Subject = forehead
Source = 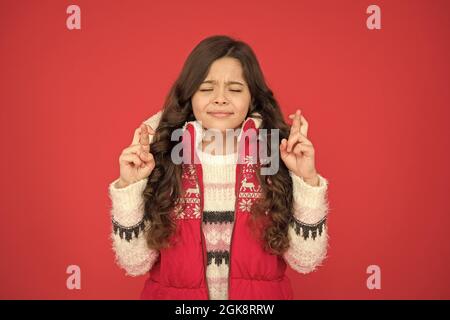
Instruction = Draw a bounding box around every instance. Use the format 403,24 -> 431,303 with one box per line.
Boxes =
205,57 -> 245,82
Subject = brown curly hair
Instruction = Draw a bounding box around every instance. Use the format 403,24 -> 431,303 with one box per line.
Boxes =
143,35 -> 294,255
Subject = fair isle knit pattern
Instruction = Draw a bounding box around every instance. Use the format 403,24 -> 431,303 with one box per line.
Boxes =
108,169 -> 329,299
108,124 -> 330,300
197,148 -> 238,299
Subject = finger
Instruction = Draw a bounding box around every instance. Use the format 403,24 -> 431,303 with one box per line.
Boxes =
286,131 -> 311,153
139,150 -> 154,163
141,123 -> 156,146
123,144 -> 144,155
131,124 -> 155,144
289,109 -> 302,135
139,159 -> 155,170
139,152 -> 155,170
125,142 -> 154,163
120,153 -> 142,167
289,112 -> 309,138
279,138 -> 287,152
140,124 -> 150,150
132,127 -> 142,145
279,138 -> 289,159
300,115 -> 308,138
292,143 -> 314,157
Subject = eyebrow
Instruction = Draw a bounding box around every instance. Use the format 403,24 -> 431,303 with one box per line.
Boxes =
201,80 -> 245,86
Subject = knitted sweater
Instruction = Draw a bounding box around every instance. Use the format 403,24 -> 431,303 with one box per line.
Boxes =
108,131 -> 329,300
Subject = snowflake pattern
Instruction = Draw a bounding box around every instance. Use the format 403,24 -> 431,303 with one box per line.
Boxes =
239,199 -> 253,212
182,164 -> 197,180
187,164 -> 196,176
192,204 -> 201,218
244,155 -> 256,166
175,142 -> 267,219
173,203 -> 185,219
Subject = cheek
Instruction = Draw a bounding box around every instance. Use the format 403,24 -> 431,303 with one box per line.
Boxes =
191,95 -> 211,125
191,95 -> 208,113
191,95 -> 209,110
232,95 -> 251,115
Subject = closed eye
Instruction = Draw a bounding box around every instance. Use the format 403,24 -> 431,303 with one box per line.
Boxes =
199,89 -> 242,92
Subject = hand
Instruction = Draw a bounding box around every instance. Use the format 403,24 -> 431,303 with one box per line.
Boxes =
116,123 -> 156,188
280,109 -> 319,186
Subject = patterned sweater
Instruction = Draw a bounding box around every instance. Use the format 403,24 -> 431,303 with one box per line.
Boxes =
108,142 -> 329,299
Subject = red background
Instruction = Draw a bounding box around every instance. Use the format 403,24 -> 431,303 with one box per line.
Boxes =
1,0 -> 449,299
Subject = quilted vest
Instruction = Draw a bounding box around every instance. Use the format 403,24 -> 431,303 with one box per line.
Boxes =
140,116 -> 293,299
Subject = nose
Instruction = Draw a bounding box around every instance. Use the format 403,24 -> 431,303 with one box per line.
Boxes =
213,89 -> 229,106
213,99 -> 228,106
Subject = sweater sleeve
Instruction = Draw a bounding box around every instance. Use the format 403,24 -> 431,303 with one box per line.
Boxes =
108,177 -> 159,276
283,171 -> 330,274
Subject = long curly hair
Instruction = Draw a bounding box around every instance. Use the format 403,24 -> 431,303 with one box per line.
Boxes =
143,35 -> 294,255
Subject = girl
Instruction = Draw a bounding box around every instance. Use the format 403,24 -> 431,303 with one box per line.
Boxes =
108,35 -> 329,300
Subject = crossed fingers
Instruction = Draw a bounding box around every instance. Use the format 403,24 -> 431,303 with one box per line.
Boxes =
284,109 -> 312,153
132,123 -> 156,149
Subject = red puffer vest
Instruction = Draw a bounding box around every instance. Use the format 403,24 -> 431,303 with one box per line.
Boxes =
140,116 -> 293,300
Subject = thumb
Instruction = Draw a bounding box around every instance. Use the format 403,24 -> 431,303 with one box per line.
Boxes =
138,162 -> 153,177
279,138 -> 289,159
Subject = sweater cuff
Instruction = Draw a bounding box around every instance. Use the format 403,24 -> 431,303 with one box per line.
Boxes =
290,171 -> 329,223
108,177 -> 148,226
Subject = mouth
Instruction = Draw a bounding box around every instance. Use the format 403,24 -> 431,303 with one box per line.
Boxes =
207,111 -> 234,118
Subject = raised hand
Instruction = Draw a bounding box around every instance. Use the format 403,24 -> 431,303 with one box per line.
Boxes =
280,109 -> 319,186
116,123 -> 156,188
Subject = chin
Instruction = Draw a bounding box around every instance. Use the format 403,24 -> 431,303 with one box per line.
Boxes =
206,121 -> 241,132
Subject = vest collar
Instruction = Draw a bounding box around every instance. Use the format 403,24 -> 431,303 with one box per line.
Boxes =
181,112 -> 263,155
